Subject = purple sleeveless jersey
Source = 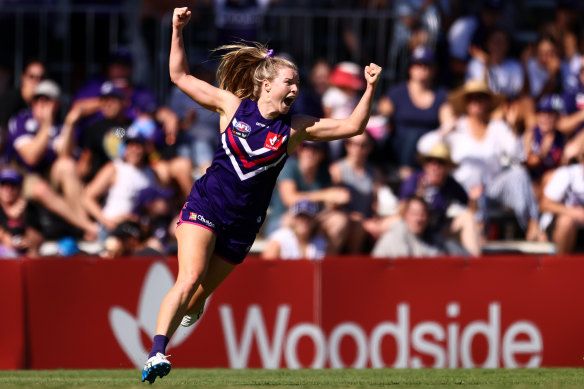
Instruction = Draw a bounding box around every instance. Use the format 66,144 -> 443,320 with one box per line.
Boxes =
178,99 -> 291,263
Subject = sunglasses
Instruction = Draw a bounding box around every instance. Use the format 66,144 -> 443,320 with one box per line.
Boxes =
425,157 -> 448,165
465,93 -> 489,102
25,72 -> 45,81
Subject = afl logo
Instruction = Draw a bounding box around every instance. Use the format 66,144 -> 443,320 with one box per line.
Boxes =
232,119 -> 251,139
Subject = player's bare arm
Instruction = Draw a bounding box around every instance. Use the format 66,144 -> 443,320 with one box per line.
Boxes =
170,7 -> 240,126
289,63 -> 381,150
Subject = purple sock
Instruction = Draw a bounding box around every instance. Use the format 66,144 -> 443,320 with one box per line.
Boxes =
148,335 -> 169,358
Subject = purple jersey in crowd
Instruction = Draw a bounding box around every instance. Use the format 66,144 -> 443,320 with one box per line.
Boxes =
178,99 -> 291,263
6,109 -> 62,173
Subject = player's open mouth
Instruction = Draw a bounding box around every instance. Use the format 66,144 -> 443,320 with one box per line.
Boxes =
283,96 -> 295,106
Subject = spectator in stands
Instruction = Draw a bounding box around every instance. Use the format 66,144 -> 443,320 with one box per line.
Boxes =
400,142 -> 481,256
417,80 -> 542,241
557,56 -> 584,162
377,46 -> 454,179
132,185 -> 175,255
6,80 -> 97,240
466,28 -> 523,99
76,81 -> 133,182
265,141 -> 349,254
447,0 -> 506,86
0,60 -> 46,166
329,131 -> 385,253
73,47 -> 180,146
388,0 -> 451,82
465,27 -> 537,134
0,168 -> 43,258
557,29 -> 582,93
167,64 -> 220,178
102,221 -> 163,258
0,59 -> 45,133
129,102 -> 194,198
371,196 -> 443,258
540,144 -> 584,253
539,0 -> 582,72
322,62 -> 364,160
523,94 -> 565,199
261,199 -> 327,260
290,58 -> 330,118
82,127 -> 159,242
522,35 -> 569,101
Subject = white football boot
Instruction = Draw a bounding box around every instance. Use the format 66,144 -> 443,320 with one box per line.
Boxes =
141,352 -> 171,384
180,303 -> 205,327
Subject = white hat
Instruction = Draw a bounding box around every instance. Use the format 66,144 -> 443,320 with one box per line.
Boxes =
34,80 -> 61,100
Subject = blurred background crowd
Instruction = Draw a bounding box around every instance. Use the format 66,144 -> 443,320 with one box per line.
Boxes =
2,0 -> 584,259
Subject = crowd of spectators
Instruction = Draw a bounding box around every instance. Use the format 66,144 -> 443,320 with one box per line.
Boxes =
2,0 -> 584,258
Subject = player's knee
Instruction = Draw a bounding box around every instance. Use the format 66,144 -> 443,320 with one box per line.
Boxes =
175,272 -> 203,296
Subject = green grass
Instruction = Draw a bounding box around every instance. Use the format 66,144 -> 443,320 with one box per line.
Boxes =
0,368 -> 583,388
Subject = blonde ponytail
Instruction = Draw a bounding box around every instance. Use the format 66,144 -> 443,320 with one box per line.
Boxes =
213,41 -> 297,100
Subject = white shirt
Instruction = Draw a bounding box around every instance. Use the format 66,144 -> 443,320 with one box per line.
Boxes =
544,164 -> 584,206
268,227 -> 326,260
525,57 -> 571,98
417,117 -> 522,190
102,159 -> 157,219
466,58 -> 524,98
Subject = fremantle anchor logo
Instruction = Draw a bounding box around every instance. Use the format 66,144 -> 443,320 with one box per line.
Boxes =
109,262 -> 207,367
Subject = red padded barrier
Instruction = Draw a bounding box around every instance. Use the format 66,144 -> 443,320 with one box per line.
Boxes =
3,255 -> 584,369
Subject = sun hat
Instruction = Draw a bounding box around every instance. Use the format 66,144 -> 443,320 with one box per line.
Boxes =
448,80 -> 505,115
329,62 -> 365,90
417,142 -> 457,167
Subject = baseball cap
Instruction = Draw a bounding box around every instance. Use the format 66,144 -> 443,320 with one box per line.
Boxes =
536,94 -> 564,113
127,117 -> 159,142
124,124 -> 148,144
410,46 -> 435,65
291,200 -> 319,217
34,79 -> 61,100
100,81 -> 125,99
0,169 -> 23,185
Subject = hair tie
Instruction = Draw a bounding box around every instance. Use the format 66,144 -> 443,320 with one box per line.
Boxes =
265,49 -> 274,59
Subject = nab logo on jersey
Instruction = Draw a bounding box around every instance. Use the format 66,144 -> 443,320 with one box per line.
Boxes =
264,131 -> 284,151
232,119 -> 251,139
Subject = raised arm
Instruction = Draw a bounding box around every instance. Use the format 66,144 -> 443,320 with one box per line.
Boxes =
169,7 -> 239,119
290,63 -> 381,147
